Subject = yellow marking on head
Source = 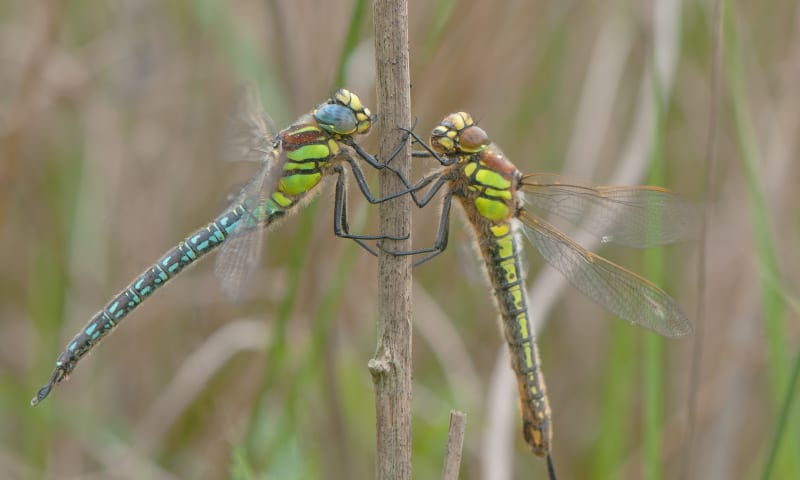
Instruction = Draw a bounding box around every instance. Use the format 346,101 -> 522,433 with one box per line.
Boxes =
446,130 -> 457,139
451,114 -> 465,130
437,137 -> 454,152
335,89 -> 351,106
349,94 -> 362,111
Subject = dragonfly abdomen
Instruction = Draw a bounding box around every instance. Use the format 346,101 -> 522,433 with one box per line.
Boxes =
31,206 -> 250,405
483,221 -> 552,457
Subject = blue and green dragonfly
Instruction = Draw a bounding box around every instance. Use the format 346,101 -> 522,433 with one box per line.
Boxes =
385,112 -> 695,471
32,88 -> 421,406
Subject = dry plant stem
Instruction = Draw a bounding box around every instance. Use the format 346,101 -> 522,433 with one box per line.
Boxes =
441,411 -> 467,480
370,0 -> 413,479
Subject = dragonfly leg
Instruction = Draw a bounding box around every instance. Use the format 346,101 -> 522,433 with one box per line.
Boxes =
346,126 -> 449,207
345,155 -> 436,205
547,452 -> 557,480
331,165 -> 406,256
346,137 -> 410,183
388,126 -> 455,206
378,190 -> 453,267
399,127 -> 454,166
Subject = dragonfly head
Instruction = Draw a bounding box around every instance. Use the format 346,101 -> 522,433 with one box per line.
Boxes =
314,89 -> 373,137
430,112 -> 490,156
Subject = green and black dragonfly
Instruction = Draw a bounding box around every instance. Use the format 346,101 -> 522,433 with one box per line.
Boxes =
32,89 -> 423,406
385,112 -> 695,470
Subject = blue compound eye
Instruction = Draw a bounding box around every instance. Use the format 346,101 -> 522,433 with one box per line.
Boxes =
314,104 -> 358,135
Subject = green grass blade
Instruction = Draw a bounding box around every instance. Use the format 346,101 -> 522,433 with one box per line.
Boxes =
724,2 -> 799,476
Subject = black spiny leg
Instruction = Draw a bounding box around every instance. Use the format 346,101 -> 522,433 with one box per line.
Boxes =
346,137 -> 435,202
378,186 -> 454,267
547,452 -> 557,480
331,164 -> 409,257
385,126 -> 455,207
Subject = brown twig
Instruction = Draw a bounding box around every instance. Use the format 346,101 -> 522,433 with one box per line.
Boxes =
370,0 -> 413,479
441,411 -> 467,480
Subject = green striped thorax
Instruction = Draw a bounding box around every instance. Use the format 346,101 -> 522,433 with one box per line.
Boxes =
313,89 -> 374,137
431,112 -> 520,223
265,89 -> 375,213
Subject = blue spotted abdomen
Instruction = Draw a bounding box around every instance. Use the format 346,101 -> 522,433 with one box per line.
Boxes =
53,205 -> 252,372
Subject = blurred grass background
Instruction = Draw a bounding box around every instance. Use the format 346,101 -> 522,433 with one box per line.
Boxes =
1,0 -> 799,479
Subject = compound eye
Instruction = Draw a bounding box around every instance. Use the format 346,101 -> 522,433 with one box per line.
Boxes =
314,104 -> 358,135
458,126 -> 489,152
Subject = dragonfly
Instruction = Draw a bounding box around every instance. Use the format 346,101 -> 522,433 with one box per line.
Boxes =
383,112 -> 694,471
32,88 -> 422,406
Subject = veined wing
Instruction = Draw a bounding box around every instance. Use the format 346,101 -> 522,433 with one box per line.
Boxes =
224,84 -> 277,163
518,210 -> 691,337
214,86 -> 287,301
520,173 -> 698,248
213,148 -> 284,301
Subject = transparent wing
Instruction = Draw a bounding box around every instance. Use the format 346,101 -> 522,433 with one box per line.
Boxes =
214,157 -> 273,301
520,174 -> 698,248
518,210 -> 691,337
214,87 -> 288,301
214,223 -> 265,302
223,84 -> 277,163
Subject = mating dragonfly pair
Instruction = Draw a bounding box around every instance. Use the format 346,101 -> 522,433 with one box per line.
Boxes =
32,89 -> 693,465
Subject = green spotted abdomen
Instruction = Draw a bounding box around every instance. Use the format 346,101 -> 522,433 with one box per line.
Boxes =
482,220 -> 552,457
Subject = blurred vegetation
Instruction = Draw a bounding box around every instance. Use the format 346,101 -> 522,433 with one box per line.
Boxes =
1,0 -> 799,479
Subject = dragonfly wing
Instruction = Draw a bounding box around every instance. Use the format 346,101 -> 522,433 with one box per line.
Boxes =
224,84 -> 278,163
520,174 -> 698,248
215,223 -> 265,302
518,211 -> 691,337
215,144 -> 286,302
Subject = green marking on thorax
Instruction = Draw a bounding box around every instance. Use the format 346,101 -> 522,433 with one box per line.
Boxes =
292,125 -> 321,134
280,172 -> 322,196
287,144 -> 330,161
